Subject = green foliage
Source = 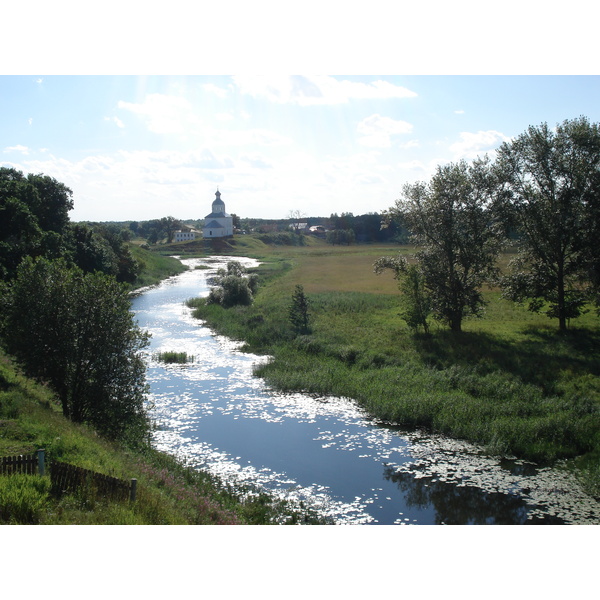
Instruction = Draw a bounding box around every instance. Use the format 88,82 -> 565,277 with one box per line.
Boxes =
0,257 -> 151,445
0,475 -> 51,524
398,264 -> 432,333
374,255 -> 432,333
288,284 -> 311,334
496,117 -> 600,330
0,167 -> 73,279
206,260 -> 259,308
129,245 -> 187,288
155,351 -> 193,364
257,231 -> 307,246
326,228 -> 356,245
384,158 -> 504,332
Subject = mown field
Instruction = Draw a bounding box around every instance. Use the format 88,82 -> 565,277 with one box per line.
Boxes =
187,238 -> 600,497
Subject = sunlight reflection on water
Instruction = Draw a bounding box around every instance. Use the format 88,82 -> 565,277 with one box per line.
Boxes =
133,256 -> 600,525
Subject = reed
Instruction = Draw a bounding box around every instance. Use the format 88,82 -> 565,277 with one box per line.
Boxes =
155,351 -> 194,364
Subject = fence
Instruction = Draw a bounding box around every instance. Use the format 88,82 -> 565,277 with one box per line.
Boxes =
0,450 -> 137,502
0,453 -> 40,475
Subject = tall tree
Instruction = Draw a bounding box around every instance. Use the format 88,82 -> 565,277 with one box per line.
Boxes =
382,158 -> 504,332
496,117 -> 600,330
0,168 -> 73,279
161,216 -> 182,244
0,258 -> 151,444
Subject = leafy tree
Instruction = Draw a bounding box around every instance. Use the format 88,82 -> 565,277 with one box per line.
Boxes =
25,172 -> 73,235
288,285 -> 311,334
0,257 -> 151,445
0,168 -> 73,279
161,216 -> 182,244
374,256 -> 431,333
326,228 -> 356,245
383,158 -> 504,332
68,223 -> 118,275
495,117 -> 600,330
0,196 -> 43,279
66,224 -> 139,284
206,261 -> 258,308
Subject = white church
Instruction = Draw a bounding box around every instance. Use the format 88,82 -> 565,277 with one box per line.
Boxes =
202,189 -> 234,238
173,189 -> 234,242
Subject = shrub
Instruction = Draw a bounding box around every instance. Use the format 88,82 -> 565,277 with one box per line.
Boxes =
206,261 -> 258,308
288,285 -> 311,334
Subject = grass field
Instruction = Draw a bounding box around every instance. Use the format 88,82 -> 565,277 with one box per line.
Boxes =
187,237 -> 600,497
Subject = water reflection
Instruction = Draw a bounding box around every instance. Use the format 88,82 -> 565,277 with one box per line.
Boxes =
383,466 -> 564,525
133,256 -> 600,525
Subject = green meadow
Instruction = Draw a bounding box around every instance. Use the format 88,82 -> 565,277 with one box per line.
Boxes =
187,238 -> 600,497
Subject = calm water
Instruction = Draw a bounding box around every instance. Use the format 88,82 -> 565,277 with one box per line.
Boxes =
131,257 -> 600,525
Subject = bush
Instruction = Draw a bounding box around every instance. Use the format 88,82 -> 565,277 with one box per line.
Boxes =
206,261 -> 258,308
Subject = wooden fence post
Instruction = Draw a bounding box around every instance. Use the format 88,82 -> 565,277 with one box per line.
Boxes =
130,478 -> 137,503
37,449 -> 45,476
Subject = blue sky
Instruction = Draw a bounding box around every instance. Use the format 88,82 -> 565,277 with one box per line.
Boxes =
4,75 -> 600,222
2,2 -> 599,223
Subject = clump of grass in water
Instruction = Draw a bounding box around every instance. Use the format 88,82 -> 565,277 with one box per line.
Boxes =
155,351 -> 194,364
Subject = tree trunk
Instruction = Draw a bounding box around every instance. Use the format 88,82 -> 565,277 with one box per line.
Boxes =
557,262 -> 567,331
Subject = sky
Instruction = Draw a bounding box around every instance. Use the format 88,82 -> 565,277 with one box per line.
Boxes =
2,2 -> 600,225
4,74 -> 600,223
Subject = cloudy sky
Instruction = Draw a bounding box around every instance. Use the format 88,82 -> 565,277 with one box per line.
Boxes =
2,4 -> 599,223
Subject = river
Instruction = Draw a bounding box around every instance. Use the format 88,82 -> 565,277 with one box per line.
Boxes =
131,256 -> 600,525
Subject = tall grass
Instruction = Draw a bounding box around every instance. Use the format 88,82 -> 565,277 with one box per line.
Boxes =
186,244 -> 600,494
155,351 -> 194,364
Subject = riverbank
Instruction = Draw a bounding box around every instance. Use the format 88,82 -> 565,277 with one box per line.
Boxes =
0,350 -> 326,524
185,241 -> 600,498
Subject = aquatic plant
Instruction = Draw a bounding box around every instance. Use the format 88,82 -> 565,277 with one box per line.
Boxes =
155,351 -> 194,364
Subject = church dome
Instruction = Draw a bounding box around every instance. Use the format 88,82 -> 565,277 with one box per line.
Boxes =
213,189 -> 224,205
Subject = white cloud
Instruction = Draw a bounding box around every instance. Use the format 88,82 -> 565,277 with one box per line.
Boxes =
454,109 -> 465,114
118,93 -> 201,134
203,83 -> 229,98
398,159 -> 427,171
104,116 -> 125,128
398,139 -> 420,149
450,130 -> 510,159
357,114 -> 413,147
232,76 -> 417,106
241,153 -> 273,169
3,145 -> 30,155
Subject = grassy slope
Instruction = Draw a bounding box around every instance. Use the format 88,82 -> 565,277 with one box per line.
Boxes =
187,237 -> 600,497
129,244 -> 187,288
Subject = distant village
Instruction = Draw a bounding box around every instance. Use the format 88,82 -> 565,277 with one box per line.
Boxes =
124,189 -> 402,246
